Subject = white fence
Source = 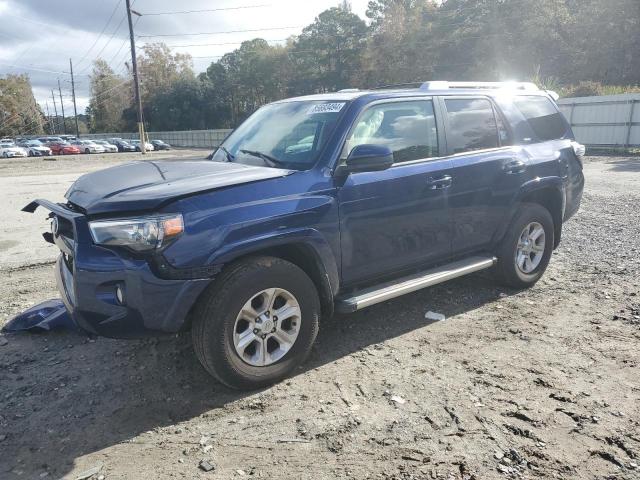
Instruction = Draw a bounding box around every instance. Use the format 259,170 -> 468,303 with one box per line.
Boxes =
83,129 -> 233,149
557,93 -> 640,148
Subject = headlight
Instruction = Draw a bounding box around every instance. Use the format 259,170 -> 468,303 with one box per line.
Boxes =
88,214 -> 183,252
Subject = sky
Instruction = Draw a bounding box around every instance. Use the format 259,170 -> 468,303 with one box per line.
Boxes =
0,0 -> 370,114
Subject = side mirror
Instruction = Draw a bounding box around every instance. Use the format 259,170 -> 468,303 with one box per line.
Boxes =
338,144 -> 394,175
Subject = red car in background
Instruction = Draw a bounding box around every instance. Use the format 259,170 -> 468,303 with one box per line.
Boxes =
48,141 -> 81,155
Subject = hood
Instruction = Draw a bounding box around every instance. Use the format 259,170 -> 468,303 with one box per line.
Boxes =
65,160 -> 291,215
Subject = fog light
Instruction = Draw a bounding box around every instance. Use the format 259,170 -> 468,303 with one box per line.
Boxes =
115,285 -> 125,305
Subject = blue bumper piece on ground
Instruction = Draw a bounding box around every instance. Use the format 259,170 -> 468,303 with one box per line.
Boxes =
2,299 -> 81,333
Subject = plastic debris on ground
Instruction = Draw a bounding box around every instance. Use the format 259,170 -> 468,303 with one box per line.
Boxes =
2,299 -> 81,333
425,310 -> 446,322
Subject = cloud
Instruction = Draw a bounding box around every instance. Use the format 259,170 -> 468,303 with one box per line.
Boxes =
1,0 -> 370,115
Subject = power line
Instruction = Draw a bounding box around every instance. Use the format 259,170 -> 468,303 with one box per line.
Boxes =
0,13 -> 70,31
75,0 -> 124,69
90,78 -> 133,101
107,29 -> 133,66
167,38 -> 288,48
140,4 -> 270,16
137,25 -> 304,38
80,14 -> 129,73
0,62 -> 70,75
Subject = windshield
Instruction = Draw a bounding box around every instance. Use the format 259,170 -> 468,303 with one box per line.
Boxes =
211,100 -> 347,169
26,140 -> 43,146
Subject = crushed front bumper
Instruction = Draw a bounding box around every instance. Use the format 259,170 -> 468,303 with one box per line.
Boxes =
25,199 -> 210,338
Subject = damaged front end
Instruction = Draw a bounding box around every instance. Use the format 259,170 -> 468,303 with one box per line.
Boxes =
22,199 -> 209,338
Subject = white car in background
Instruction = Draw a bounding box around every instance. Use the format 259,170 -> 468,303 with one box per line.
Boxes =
93,140 -> 118,153
0,141 -> 27,158
130,139 -> 155,151
71,139 -> 106,154
18,139 -> 53,157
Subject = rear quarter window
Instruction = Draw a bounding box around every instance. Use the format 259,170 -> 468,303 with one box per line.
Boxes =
512,95 -> 569,142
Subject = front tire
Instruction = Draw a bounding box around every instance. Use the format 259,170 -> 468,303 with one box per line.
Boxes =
192,256 -> 320,390
495,203 -> 554,289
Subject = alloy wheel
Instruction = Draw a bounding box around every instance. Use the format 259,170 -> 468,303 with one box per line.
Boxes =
232,288 -> 301,367
515,222 -> 546,274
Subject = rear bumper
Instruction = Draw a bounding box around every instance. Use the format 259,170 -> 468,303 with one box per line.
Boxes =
55,248 -> 210,338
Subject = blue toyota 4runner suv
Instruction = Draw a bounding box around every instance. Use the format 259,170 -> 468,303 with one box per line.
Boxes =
25,81 -> 584,390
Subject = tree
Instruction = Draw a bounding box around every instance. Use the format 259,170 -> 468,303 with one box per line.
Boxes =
289,7 -> 368,93
147,77 -> 206,131
137,43 -> 194,103
0,74 -> 44,137
86,60 -> 130,132
360,0 -> 439,86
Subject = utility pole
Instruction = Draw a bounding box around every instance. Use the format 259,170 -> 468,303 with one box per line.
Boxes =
58,79 -> 67,135
45,101 -> 53,135
126,0 -> 146,154
69,59 -> 80,138
50,90 -> 58,134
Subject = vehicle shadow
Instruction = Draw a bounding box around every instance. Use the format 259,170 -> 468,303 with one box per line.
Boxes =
0,273 -> 512,479
607,157 -> 640,172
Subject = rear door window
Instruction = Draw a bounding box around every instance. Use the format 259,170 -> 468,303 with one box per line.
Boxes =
443,98 -> 499,154
512,95 -> 568,142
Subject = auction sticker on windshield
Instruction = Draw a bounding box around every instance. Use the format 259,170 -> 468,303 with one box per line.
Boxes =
307,103 -> 345,114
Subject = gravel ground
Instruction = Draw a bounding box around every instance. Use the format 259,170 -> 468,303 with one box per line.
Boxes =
0,155 -> 639,480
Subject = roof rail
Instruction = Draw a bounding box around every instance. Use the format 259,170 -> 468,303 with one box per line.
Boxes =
420,81 -> 540,91
337,88 -> 360,93
371,82 -> 424,90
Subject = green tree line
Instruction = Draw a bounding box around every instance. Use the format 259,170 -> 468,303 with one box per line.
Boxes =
3,0 -> 638,137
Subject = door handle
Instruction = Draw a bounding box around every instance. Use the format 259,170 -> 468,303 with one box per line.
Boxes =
426,175 -> 452,189
503,159 -> 526,174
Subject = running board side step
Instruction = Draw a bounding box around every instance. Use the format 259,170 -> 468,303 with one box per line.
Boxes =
335,255 -> 497,313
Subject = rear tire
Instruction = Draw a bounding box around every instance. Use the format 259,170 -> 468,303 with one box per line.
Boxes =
192,256 -> 320,390
495,203 -> 554,289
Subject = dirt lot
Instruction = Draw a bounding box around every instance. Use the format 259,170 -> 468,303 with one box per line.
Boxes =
0,154 -> 639,480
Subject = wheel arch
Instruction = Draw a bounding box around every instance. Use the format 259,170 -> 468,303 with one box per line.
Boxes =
497,178 -> 565,249
183,233 -> 339,330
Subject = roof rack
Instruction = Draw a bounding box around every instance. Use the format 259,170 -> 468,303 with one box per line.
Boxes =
337,88 -> 360,93
370,82 -> 424,90
419,81 -> 540,91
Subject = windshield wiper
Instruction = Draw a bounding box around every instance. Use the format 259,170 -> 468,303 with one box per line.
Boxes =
239,149 -> 285,168
217,146 -> 234,162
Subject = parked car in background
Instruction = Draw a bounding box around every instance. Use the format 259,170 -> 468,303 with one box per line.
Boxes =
151,139 -> 171,150
59,135 -> 77,141
108,138 -> 136,152
0,138 -> 15,144
93,140 -> 118,153
38,137 -> 64,145
130,139 -> 155,151
70,140 -> 105,154
18,139 -> 52,157
48,141 -> 81,155
0,141 -> 27,158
